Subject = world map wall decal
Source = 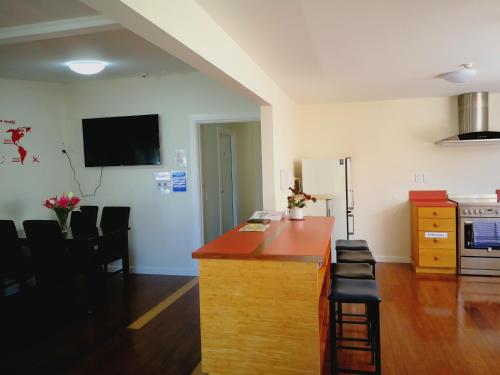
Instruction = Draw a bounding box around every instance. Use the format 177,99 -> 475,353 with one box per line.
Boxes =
1,119 -> 39,165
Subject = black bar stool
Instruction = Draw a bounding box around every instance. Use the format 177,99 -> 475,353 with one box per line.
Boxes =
329,278 -> 382,375
332,263 -> 374,338
337,250 -> 376,278
336,239 -> 370,251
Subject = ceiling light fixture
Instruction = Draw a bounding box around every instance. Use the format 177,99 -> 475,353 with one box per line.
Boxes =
66,60 -> 108,75
439,63 -> 477,83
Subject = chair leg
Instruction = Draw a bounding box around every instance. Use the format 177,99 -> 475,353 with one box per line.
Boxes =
337,302 -> 343,337
370,302 -> 382,374
330,298 -> 337,374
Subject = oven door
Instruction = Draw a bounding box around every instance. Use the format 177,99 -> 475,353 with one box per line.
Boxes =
460,217 -> 500,258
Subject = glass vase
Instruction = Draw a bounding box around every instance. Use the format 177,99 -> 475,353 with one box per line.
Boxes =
55,209 -> 70,233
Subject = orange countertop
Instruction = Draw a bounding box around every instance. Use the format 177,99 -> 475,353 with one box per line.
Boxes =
409,190 -> 457,207
192,216 -> 334,263
411,200 -> 456,207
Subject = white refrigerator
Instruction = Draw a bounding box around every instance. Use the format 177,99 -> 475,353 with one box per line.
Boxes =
301,157 -> 354,242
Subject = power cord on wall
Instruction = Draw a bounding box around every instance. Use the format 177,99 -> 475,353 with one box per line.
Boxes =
62,149 -> 104,197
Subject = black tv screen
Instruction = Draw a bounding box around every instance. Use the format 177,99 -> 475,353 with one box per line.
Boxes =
82,114 -> 161,167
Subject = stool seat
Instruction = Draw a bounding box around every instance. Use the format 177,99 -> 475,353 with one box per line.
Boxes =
333,262 -> 374,280
331,278 -> 381,303
337,250 -> 375,264
335,239 -> 369,251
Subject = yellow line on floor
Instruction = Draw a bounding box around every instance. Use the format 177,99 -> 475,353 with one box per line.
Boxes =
128,277 -> 199,330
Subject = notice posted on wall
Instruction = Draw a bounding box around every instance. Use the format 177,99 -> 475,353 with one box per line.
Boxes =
155,172 -> 171,194
172,170 -> 187,192
425,232 -> 448,239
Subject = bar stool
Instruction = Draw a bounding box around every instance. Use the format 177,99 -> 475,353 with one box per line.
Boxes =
335,239 -> 370,251
332,263 -> 374,338
329,278 -> 382,375
337,250 -> 376,278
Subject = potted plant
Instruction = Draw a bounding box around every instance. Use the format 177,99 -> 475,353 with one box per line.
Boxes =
287,187 -> 317,220
43,192 -> 81,233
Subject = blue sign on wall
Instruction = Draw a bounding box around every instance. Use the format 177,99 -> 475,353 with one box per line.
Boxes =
172,170 -> 187,192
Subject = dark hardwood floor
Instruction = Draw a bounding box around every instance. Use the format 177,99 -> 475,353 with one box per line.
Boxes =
1,264 -> 500,375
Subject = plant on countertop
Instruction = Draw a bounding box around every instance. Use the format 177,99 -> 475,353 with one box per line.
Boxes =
287,187 -> 317,208
43,192 -> 81,232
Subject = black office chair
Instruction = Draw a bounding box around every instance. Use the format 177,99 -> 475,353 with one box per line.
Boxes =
22,220 -> 74,292
0,220 -> 33,297
98,207 -> 130,277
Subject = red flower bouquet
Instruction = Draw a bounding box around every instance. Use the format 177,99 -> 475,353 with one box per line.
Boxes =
43,192 -> 81,232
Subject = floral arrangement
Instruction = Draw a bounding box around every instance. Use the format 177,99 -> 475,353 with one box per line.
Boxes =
287,187 -> 317,209
43,192 -> 80,232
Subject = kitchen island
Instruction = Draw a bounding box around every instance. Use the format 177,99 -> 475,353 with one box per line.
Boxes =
192,216 -> 334,375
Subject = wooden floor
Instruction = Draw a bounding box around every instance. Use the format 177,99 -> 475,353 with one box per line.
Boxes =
1,264 -> 500,374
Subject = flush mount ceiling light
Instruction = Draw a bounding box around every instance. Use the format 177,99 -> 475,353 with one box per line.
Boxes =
66,60 -> 108,75
439,63 -> 477,83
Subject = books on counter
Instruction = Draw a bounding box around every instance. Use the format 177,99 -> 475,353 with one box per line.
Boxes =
239,223 -> 270,232
249,210 -> 284,222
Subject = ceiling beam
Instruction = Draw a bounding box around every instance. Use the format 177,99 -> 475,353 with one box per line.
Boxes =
0,15 -> 122,45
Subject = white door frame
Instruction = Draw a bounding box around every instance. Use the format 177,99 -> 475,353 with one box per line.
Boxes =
191,112 -> 260,246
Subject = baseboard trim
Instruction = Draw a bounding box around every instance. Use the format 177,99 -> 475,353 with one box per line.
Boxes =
107,265 -> 198,276
374,255 -> 411,263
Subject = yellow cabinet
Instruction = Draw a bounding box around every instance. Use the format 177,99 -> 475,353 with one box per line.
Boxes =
410,192 -> 457,274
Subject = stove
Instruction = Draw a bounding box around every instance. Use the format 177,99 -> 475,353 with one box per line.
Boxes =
448,194 -> 500,276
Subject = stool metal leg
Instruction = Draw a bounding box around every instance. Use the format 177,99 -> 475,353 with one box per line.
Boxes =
373,303 -> 381,375
337,302 -> 343,337
330,298 -> 338,374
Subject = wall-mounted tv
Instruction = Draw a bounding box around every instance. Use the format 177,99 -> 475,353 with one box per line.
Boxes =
82,114 -> 161,167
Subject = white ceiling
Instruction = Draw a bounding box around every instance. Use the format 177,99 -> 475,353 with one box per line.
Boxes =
0,29 -> 195,82
0,0 -> 194,82
0,0 -> 97,28
196,0 -> 500,103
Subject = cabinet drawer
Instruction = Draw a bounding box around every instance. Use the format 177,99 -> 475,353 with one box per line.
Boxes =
418,207 -> 455,219
419,248 -> 456,268
418,218 -> 456,231
418,232 -> 456,249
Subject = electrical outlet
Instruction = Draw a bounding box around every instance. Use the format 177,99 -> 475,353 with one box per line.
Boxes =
415,173 -> 423,183
423,173 -> 431,183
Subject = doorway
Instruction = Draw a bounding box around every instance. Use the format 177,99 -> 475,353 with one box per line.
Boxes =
199,121 -> 263,244
218,132 -> 236,233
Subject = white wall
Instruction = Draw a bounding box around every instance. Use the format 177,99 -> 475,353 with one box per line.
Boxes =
0,79 -> 70,227
82,0 -> 297,211
64,72 -> 259,275
295,95 -> 500,262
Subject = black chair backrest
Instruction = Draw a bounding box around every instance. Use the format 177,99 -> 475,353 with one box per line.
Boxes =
71,206 -> 98,233
100,207 -> 130,230
80,206 -> 98,227
0,220 -> 24,279
23,220 -> 67,285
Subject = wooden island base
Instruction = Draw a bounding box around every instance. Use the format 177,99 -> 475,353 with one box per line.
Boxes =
193,217 -> 334,375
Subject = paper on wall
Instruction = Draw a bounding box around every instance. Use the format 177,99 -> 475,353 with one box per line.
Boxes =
155,171 -> 171,194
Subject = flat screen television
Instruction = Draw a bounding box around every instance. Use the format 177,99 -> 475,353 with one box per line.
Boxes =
82,114 -> 161,167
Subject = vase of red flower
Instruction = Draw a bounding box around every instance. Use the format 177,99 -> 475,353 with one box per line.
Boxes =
287,187 -> 317,220
43,192 -> 81,233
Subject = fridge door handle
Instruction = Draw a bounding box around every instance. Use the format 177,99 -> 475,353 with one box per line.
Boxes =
348,213 -> 354,236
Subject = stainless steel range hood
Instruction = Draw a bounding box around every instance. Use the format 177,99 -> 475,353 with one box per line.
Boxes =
436,92 -> 500,144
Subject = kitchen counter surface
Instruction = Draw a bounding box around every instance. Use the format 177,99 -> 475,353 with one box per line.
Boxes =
192,216 -> 334,263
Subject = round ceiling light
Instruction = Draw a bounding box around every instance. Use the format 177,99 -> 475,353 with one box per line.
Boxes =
66,60 -> 108,75
440,63 -> 477,83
